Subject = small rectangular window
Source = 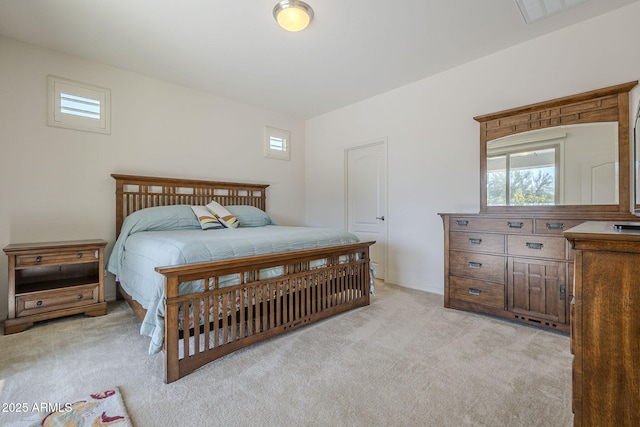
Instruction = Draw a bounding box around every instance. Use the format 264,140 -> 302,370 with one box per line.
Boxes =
264,126 -> 291,160
48,75 -> 111,134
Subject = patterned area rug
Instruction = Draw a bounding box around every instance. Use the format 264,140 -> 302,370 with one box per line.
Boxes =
6,387 -> 133,427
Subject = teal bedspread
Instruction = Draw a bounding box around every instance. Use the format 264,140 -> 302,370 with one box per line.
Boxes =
106,205 -> 361,354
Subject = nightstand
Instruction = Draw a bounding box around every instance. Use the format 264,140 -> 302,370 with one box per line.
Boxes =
3,239 -> 108,334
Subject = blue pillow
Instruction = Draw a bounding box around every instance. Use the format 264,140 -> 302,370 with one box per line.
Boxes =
225,205 -> 277,227
122,205 -> 201,234
107,205 -> 201,277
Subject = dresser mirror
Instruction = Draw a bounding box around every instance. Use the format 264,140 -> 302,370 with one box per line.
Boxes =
486,122 -> 618,207
476,81 -> 637,214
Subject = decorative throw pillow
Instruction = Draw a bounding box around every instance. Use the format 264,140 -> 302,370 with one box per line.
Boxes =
190,205 -> 224,230
206,201 -> 239,228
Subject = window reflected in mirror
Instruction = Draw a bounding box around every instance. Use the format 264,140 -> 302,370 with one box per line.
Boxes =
486,123 -> 618,206
488,146 -> 558,206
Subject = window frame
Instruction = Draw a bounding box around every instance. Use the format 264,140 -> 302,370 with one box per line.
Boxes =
264,126 -> 291,160
487,141 -> 563,206
47,75 -> 111,134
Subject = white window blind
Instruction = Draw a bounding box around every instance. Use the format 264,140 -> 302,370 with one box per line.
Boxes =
60,93 -> 101,119
269,135 -> 287,152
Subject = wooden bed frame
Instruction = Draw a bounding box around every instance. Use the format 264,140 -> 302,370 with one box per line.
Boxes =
111,174 -> 373,383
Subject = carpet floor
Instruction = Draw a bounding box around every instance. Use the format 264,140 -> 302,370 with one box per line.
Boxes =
0,282 -> 573,426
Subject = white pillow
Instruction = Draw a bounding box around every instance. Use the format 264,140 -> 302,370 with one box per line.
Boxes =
206,201 -> 239,228
190,205 -> 224,230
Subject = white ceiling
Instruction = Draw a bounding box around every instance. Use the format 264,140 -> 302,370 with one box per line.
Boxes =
1,0 -> 638,119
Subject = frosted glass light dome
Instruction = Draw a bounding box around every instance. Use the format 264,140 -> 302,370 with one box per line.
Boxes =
273,0 -> 314,32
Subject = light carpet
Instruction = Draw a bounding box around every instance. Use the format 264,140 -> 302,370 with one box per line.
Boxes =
0,282 -> 573,426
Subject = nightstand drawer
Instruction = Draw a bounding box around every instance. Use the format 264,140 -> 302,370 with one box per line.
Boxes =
15,283 -> 100,317
16,249 -> 99,268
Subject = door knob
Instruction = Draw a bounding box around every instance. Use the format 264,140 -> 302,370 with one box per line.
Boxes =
376,216 -> 385,221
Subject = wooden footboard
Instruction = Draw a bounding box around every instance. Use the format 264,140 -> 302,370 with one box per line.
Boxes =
155,241 -> 373,383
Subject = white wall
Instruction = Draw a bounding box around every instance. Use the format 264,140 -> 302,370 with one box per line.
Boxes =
0,37 -> 306,319
305,2 -> 640,294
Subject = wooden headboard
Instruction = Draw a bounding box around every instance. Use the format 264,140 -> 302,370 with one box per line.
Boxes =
112,174 -> 269,237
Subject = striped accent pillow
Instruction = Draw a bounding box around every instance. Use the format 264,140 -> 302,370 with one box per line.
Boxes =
191,205 -> 224,230
206,201 -> 239,228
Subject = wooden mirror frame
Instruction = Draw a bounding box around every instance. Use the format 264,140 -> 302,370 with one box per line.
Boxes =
475,81 -> 638,214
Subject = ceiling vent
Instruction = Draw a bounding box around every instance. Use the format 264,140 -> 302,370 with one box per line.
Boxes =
515,0 -> 589,23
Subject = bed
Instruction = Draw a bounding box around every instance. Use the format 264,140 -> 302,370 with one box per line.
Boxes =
108,174 -> 374,383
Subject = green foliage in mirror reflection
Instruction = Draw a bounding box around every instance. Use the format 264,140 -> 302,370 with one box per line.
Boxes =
488,169 -> 555,206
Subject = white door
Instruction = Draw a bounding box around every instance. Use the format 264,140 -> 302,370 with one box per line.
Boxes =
346,140 -> 388,280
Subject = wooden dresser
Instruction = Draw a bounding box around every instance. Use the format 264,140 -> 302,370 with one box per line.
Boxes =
438,81 -> 638,334
564,221 -> 640,426
439,212 -> 588,333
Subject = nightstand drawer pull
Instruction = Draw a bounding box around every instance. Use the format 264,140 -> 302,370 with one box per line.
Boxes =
546,222 -> 565,230
526,242 -> 544,250
508,222 -> 524,228
469,238 -> 482,245
455,220 -> 469,226
468,262 -> 482,269
36,256 -> 42,262
468,288 -> 481,296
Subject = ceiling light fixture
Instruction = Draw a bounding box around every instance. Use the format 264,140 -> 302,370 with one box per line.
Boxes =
273,0 -> 314,32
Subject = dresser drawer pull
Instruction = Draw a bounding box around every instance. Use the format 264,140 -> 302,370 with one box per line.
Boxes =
78,294 -> 83,300
507,222 -> 524,228
546,222 -> 565,230
455,220 -> 469,226
526,242 -> 544,250
36,256 -> 42,262
468,262 -> 482,269
468,288 -> 481,296
468,238 -> 482,245
36,300 -> 43,306
77,253 -> 83,259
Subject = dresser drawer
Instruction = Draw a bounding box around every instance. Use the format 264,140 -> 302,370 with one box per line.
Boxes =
16,249 -> 99,268
450,232 -> 505,254
507,235 -> 565,259
449,217 -> 533,234
535,219 -> 584,235
450,276 -> 505,309
15,283 -> 100,317
450,252 -> 505,283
